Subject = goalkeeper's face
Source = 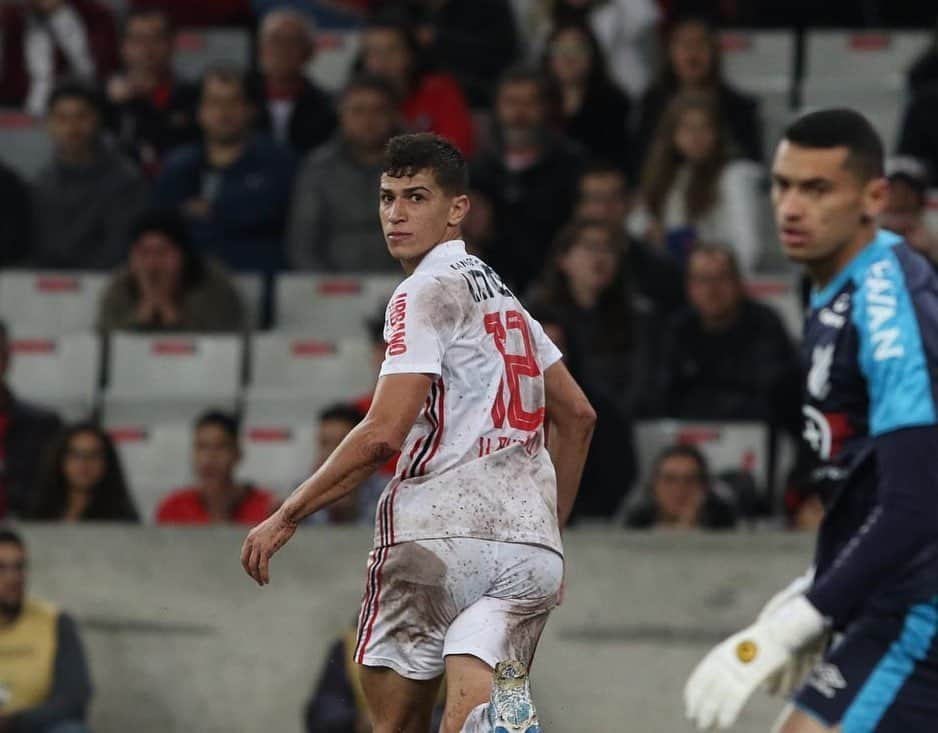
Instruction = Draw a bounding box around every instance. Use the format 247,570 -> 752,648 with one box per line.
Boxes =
771,141 -> 887,267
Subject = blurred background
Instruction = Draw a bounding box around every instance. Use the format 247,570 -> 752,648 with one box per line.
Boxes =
0,0 -> 937,730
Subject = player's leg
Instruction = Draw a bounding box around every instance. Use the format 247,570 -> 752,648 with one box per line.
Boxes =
439,542 -> 563,733
439,654 -> 493,733
772,705 -> 840,733
360,664 -> 442,733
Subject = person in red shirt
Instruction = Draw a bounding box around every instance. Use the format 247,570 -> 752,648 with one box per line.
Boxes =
359,17 -> 474,157
156,410 -> 275,525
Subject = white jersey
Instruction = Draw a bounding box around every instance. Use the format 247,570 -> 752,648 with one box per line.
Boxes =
374,240 -> 563,554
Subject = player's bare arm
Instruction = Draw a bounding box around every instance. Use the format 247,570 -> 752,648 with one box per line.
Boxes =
241,372 -> 432,585
543,360 -> 596,530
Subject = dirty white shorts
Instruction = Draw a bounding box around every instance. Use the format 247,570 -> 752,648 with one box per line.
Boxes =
353,538 -> 563,680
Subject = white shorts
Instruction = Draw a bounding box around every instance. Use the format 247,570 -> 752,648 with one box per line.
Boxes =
353,538 -> 563,680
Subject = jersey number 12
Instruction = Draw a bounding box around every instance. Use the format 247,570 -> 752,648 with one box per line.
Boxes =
484,310 -> 544,431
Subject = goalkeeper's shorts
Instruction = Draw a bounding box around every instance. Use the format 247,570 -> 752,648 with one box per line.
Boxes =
794,595 -> 938,733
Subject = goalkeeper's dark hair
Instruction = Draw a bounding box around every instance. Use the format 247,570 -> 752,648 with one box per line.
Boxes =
382,133 -> 468,195
783,108 -> 885,182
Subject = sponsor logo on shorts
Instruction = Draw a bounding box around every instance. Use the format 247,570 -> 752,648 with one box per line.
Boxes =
807,662 -> 847,699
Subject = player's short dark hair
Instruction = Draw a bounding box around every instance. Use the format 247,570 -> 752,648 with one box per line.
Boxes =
0,528 -> 25,550
341,73 -> 398,106
652,444 -> 711,486
123,5 -> 174,36
318,403 -> 365,426
47,80 -> 104,117
195,410 -> 240,441
783,108 -> 885,182
383,133 -> 468,195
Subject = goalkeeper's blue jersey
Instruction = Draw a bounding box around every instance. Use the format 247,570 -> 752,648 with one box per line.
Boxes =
801,229 -> 938,626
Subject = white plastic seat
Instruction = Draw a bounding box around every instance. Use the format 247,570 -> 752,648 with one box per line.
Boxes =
103,333 -> 243,424
0,270 -> 110,336
274,273 -> 402,338
107,422 -> 193,523
237,422 -> 317,494
7,332 -> 101,420
719,30 -> 795,95
307,29 -> 361,92
0,112 -> 52,180
173,28 -> 251,79
804,30 -> 930,90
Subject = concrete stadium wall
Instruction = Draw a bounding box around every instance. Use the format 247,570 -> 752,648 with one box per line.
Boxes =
20,526 -> 816,733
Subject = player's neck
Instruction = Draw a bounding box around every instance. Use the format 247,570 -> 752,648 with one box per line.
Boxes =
807,224 -> 877,291
399,232 -> 461,275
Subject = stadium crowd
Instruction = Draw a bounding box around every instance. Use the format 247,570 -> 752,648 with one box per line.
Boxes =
1,1 -> 938,729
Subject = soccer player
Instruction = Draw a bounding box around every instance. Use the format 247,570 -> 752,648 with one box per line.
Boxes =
684,108 -> 938,732
241,133 -> 596,733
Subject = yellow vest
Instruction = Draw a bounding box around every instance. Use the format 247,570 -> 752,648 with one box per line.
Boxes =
0,598 -> 58,713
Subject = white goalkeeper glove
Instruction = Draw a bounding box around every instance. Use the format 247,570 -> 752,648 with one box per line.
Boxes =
757,569 -> 829,698
684,595 -> 826,730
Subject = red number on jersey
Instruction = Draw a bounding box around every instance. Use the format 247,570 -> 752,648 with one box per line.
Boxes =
483,310 -> 544,431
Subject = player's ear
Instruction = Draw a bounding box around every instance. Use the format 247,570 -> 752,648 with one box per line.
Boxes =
448,193 -> 471,228
861,176 -> 889,220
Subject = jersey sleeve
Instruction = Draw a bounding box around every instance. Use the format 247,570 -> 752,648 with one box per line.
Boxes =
852,251 -> 938,436
379,275 -> 462,378
524,309 -> 563,372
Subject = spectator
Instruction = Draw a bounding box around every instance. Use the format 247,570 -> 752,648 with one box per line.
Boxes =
304,618 -> 444,733
156,411 -> 275,525
881,156 -> 938,267
461,187 -> 501,260
512,0 -> 659,98
897,84 -> 938,187
470,67 -> 586,292
530,306 -> 636,522
105,6 -> 199,176
32,81 -> 147,270
630,90 -> 767,272
635,15 -> 762,169
784,477 -> 825,533
656,244 -> 801,431
287,75 -> 398,271
96,209 -> 246,333
624,444 -> 737,530
527,218 -> 660,417
0,0 -> 119,115
0,163 -> 32,268
574,161 -> 685,316
358,18 -> 474,156
33,423 -> 139,522
307,404 -> 385,526
128,0 -> 252,28
253,9 -> 337,155
0,321 -> 64,519
907,23 -> 938,94
542,22 -> 632,174
382,0 -> 519,107
153,66 -> 296,275
0,528 -> 93,732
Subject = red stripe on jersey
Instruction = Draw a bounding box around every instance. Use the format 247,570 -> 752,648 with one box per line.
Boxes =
354,548 -> 383,659
417,378 -> 446,477
356,546 -> 389,663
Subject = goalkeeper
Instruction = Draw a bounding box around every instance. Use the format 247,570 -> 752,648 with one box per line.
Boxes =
685,109 -> 938,733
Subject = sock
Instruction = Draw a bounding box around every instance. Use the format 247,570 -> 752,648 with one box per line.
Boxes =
460,703 -> 490,733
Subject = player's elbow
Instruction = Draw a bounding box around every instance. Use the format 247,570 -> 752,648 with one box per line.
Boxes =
357,420 -> 405,464
560,397 -> 597,436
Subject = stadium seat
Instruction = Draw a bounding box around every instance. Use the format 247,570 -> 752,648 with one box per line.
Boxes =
803,30 -> 931,89
103,333 -> 243,423
720,30 -> 795,94
245,334 -> 374,422
634,420 -> 771,495
237,422 -> 317,494
0,270 -> 110,336
307,29 -> 360,92
274,272 -> 402,338
108,422 -> 193,523
0,111 -> 51,180
173,28 -> 251,80
234,272 -> 264,329
7,332 -> 101,420
745,274 -> 804,339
